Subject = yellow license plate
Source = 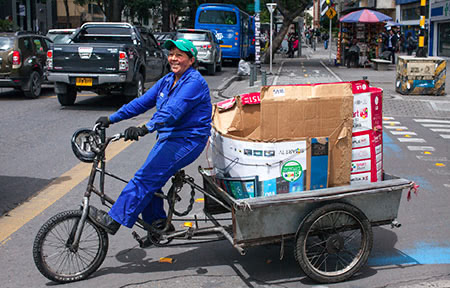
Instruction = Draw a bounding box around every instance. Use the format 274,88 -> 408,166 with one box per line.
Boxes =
76,77 -> 93,86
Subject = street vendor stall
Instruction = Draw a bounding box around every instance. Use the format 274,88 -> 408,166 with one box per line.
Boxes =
337,9 -> 392,67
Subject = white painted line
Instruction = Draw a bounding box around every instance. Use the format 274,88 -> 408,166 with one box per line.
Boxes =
383,121 -> 401,125
383,117 -> 395,120
397,138 -> 426,143
407,146 -> 435,151
390,131 -> 417,135
444,184 -> 450,189
272,61 -> 285,85
431,128 -> 450,133
422,124 -> 450,128
440,134 -> 450,139
414,119 -> 450,124
428,169 -> 450,176
320,60 -> 342,81
384,126 -> 409,130
416,155 -> 449,161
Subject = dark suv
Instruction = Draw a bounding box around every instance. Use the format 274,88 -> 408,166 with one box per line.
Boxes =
0,32 -> 52,98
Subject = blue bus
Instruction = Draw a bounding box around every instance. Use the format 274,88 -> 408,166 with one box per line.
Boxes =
195,3 -> 254,61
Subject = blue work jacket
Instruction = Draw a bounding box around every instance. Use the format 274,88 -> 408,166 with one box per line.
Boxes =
109,67 -> 212,140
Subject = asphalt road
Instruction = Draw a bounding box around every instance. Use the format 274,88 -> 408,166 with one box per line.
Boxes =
0,59 -> 449,288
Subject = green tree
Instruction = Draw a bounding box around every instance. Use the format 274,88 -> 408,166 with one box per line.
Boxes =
261,0 -> 311,63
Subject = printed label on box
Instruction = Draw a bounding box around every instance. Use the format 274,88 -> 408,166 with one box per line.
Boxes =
376,152 -> 382,163
377,169 -> 383,181
375,144 -> 382,155
351,172 -> 371,184
351,159 -> 371,173
376,160 -> 382,171
352,134 -> 371,148
352,146 -> 372,161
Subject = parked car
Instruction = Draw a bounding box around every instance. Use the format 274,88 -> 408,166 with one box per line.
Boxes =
153,31 -> 176,47
46,29 -> 76,44
0,31 -> 52,98
47,22 -> 168,106
176,28 -> 222,75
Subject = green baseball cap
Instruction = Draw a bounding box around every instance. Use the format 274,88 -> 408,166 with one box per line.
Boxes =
164,39 -> 198,60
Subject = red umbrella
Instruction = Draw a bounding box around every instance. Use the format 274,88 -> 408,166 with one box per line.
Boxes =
340,9 -> 392,23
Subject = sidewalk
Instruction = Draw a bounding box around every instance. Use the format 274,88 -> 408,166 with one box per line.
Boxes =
221,44 -> 450,119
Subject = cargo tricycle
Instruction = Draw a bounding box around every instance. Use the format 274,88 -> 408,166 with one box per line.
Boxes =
33,125 -> 414,284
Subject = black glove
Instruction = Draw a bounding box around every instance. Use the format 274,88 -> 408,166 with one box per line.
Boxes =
96,116 -> 110,128
124,125 -> 149,141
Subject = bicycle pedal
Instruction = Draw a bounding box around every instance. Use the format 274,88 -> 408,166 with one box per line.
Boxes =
132,231 -> 152,248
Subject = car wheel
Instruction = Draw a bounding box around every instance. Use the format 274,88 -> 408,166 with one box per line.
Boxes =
57,86 -> 77,106
124,73 -> 144,103
216,56 -> 222,72
207,62 -> 216,75
24,71 -> 42,99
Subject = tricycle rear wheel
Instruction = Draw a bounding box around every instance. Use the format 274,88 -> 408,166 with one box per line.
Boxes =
294,202 -> 373,283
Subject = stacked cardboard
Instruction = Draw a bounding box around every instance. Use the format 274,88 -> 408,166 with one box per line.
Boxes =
350,81 -> 383,184
211,83 -> 354,198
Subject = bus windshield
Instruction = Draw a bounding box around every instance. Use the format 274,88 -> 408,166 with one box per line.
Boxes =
198,10 -> 237,25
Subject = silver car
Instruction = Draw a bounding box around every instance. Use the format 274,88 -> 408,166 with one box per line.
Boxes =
176,29 -> 223,75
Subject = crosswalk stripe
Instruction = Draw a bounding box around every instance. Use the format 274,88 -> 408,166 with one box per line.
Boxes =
428,169 -> 450,175
385,126 -> 408,130
440,134 -> 450,139
414,119 -> 450,124
398,138 -> 426,143
431,128 -> 450,133
416,156 -> 449,161
421,124 -> 450,128
383,117 -> 395,120
444,184 -> 450,189
383,121 -> 401,125
407,146 -> 435,151
390,131 -> 417,135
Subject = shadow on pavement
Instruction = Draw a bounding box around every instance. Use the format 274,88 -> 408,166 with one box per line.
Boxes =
0,175 -> 53,216
90,238 -> 380,286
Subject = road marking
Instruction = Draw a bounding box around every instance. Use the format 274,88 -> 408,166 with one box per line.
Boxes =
444,184 -> 450,189
384,126 -> 408,130
383,121 -> 401,125
272,61 -> 285,85
431,128 -> 450,133
422,124 -> 450,128
416,156 -> 449,162
0,134 -> 135,245
414,119 -> 450,124
428,169 -> 450,175
407,146 -> 435,151
390,131 -> 417,135
397,138 -> 426,143
383,117 -> 395,120
320,60 -> 342,81
440,134 -> 450,139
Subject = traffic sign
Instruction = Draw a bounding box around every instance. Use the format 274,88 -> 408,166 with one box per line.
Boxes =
326,7 -> 336,19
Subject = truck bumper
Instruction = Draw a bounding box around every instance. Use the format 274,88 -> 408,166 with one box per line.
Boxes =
47,72 -> 128,85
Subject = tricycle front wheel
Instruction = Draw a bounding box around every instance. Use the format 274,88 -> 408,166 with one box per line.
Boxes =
294,202 -> 373,283
33,210 -> 109,283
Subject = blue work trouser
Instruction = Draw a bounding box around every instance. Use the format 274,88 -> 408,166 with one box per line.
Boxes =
109,136 -> 208,228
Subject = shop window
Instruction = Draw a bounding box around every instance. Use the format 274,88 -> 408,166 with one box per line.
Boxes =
438,22 -> 450,57
401,2 -> 429,21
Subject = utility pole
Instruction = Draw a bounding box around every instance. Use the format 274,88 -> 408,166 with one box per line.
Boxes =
255,0 -> 261,67
416,0 -> 427,57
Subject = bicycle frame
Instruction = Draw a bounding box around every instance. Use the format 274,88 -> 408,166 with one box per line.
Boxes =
70,126 -> 240,252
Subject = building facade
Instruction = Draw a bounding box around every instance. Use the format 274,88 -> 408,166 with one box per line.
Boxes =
428,0 -> 450,56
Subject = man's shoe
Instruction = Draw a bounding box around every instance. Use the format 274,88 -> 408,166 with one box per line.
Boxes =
152,218 -> 175,233
88,206 -> 120,235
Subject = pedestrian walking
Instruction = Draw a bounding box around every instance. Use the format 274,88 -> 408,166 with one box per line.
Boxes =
322,31 -> 329,49
384,28 -> 398,64
406,32 -> 417,56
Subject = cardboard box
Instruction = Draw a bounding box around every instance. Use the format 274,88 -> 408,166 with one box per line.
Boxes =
350,81 -> 384,184
259,83 -> 354,187
212,83 -> 354,197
